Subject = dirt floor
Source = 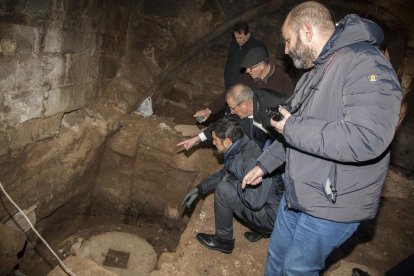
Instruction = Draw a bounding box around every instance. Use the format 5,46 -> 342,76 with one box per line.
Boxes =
149,167 -> 414,276
19,210 -> 185,275
16,167 -> 414,276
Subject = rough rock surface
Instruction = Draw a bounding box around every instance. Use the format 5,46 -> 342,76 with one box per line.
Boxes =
151,194 -> 269,276
48,256 -> 118,276
0,224 -> 26,275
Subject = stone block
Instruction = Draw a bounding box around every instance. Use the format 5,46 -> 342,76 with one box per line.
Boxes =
31,114 -> 61,141
6,115 -> 60,150
12,24 -> 38,53
0,58 -> 16,92
45,86 -> 86,117
44,27 -> 63,53
41,54 -> 65,87
3,88 -> 45,125
61,30 -> 84,53
24,0 -> 51,19
15,55 -> 43,90
82,31 -> 99,56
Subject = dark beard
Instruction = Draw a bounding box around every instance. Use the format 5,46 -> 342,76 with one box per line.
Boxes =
289,35 -> 315,69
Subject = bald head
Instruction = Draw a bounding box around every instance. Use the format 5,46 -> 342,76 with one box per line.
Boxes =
286,1 -> 335,35
281,1 -> 335,69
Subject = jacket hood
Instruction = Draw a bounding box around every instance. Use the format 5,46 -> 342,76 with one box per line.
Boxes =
316,14 -> 384,65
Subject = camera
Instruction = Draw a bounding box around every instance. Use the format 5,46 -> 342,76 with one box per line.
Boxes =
265,106 -> 284,122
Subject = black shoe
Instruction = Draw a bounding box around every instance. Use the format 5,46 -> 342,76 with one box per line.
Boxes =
196,233 -> 234,254
244,231 -> 270,242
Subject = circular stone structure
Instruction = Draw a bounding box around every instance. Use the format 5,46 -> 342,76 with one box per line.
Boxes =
75,231 -> 157,276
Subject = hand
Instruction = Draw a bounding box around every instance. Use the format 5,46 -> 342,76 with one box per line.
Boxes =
270,106 -> 291,134
181,187 -> 200,210
193,108 -> 212,122
177,136 -> 201,150
242,166 -> 264,189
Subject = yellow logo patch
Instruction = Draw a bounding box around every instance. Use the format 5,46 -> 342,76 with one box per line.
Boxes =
368,74 -> 378,83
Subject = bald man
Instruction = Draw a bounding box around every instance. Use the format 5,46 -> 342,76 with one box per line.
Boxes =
242,2 -> 402,275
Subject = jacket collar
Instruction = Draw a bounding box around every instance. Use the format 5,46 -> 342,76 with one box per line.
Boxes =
224,136 -> 249,169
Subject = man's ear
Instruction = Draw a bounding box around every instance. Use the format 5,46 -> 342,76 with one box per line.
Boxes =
223,138 -> 233,148
300,22 -> 313,43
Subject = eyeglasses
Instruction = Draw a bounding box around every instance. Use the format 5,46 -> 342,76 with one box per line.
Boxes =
229,101 -> 244,111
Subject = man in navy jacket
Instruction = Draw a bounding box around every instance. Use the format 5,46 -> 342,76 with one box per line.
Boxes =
181,118 -> 282,254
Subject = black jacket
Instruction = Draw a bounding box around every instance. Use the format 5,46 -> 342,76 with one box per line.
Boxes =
197,136 -> 280,212
202,89 -> 288,148
224,36 -> 268,90
252,89 -> 288,140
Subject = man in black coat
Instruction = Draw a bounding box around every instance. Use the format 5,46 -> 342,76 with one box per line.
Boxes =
177,83 -> 287,150
181,118 -> 282,254
224,22 -> 268,90
193,47 -> 295,123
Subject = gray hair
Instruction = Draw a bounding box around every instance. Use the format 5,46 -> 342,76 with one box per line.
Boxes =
226,83 -> 254,104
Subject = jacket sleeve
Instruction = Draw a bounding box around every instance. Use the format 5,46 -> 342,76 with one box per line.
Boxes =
202,125 -> 213,142
234,143 -> 275,210
237,177 -> 274,211
207,92 -> 227,115
197,169 -> 225,194
257,139 -> 286,174
283,51 -> 402,162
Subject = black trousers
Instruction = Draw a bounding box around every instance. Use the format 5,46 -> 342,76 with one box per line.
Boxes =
214,180 -> 278,240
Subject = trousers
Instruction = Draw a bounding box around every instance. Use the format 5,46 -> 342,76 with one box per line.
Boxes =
265,194 -> 359,276
214,180 -> 277,240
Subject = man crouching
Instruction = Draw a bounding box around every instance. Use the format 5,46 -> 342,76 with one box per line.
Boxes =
181,118 -> 283,254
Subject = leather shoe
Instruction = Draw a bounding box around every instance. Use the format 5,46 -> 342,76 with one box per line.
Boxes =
244,231 -> 270,242
196,233 -> 234,254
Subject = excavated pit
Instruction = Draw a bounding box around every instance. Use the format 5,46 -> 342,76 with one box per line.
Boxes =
1,1 -> 413,275
12,113 -> 222,275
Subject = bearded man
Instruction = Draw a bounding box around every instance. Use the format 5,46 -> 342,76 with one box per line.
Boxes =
242,2 -> 402,275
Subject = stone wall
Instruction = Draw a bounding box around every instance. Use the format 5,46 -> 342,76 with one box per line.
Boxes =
0,0 -> 130,222
0,0 -> 225,225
